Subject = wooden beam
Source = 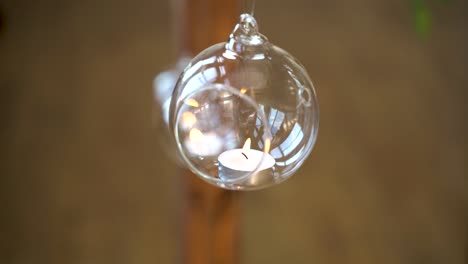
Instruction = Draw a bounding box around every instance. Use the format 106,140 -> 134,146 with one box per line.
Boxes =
174,1 -> 240,264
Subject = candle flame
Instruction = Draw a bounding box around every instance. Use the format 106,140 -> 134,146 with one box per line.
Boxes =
242,138 -> 251,152
265,138 -> 271,153
189,128 -> 204,143
185,98 -> 199,107
181,111 -> 197,127
240,88 -> 247,94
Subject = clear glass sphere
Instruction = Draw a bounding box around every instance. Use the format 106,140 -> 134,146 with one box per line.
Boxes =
170,13 -> 319,190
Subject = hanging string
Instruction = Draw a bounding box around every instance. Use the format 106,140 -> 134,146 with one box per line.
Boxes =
243,0 -> 257,16
250,0 -> 256,16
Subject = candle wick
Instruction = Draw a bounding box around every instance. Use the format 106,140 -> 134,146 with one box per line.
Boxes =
241,152 -> 249,159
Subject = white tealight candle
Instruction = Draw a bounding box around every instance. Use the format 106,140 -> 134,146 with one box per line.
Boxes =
218,138 -> 275,185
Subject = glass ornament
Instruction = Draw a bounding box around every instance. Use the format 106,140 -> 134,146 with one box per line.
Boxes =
170,13 -> 319,190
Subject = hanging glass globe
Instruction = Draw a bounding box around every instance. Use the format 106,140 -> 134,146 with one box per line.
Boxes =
170,13 -> 319,190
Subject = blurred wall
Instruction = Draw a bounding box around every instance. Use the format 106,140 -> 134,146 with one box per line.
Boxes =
1,0 -> 467,264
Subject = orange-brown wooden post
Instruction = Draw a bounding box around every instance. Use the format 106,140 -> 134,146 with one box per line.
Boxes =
174,1 -> 241,264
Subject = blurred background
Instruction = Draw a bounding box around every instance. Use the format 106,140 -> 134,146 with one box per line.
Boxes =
1,0 -> 467,263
